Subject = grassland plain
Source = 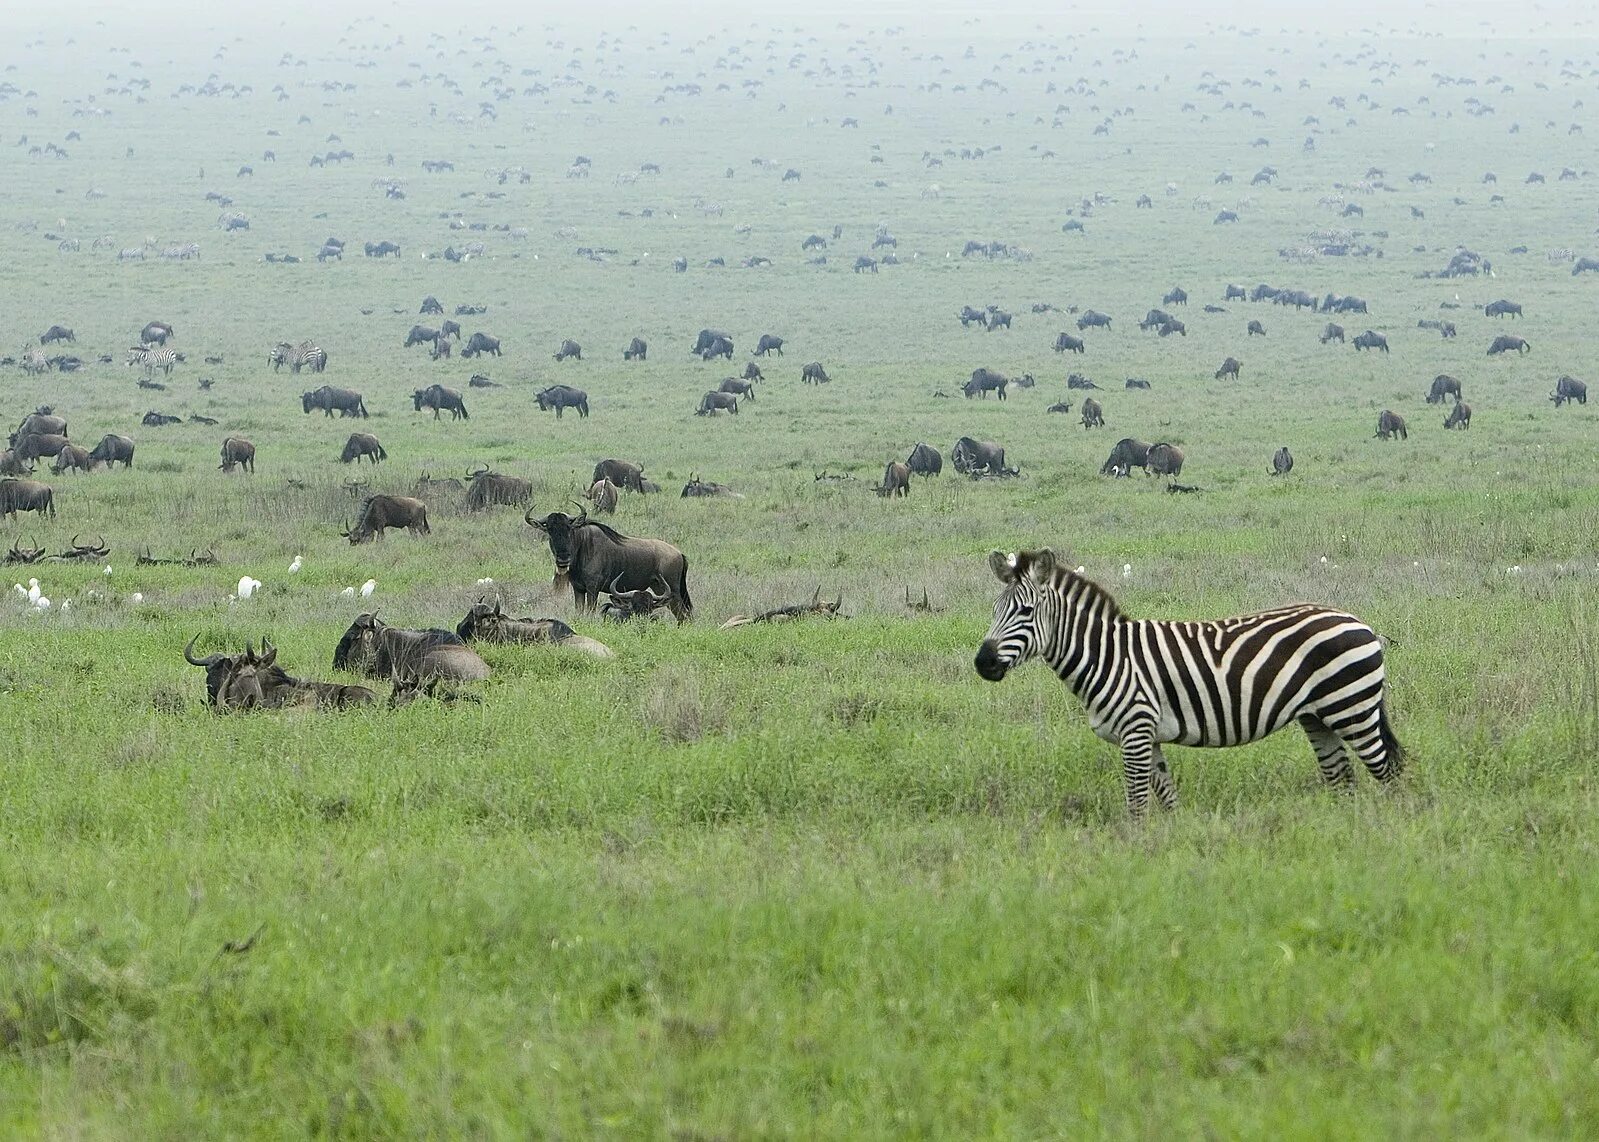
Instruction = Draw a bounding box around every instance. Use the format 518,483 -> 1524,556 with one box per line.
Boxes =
2,15 -> 1599,1135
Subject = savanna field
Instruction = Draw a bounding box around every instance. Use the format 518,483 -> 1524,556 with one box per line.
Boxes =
4,11 -> 1599,1134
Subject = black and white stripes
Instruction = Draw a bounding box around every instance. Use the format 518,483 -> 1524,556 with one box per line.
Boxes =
975,549 -> 1403,815
268,340 -> 328,374
126,345 -> 178,376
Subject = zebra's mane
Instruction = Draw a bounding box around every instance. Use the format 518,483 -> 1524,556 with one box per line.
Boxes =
1052,566 -> 1126,619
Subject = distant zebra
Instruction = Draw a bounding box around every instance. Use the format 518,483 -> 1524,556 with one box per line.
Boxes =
118,246 -> 145,261
975,549 -> 1403,816
269,340 -> 328,374
127,345 -> 178,376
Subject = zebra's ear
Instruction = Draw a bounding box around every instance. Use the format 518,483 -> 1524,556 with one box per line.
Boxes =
1026,548 -> 1057,581
988,550 -> 1018,582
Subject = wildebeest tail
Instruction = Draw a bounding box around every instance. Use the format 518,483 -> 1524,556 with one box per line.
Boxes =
677,561 -> 694,618
377,442 -> 388,461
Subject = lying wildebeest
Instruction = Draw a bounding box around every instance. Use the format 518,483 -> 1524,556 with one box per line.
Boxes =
1215,357 -> 1242,380
1272,446 -> 1293,476
413,384 -> 468,420
1444,402 -> 1473,429
40,325 -> 74,345
1054,332 -> 1086,354
340,433 -> 387,464
1485,299 -> 1522,318
455,601 -> 614,659
593,458 -> 649,493
302,385 -> 367,418
719,377 -> 757,401
1320,323 -> 1345,344
51,443 -> 92,474
0,478 -> 55,520
1139,309 -> 1173,332
1148,442 -> 1185,477
1552,376 -> 1588,407
801,361 -> 831,385
334,613 -> 489,683
601,576 -> 674,623
536,384 -> 589,418
405,325 -> 440,349
525,507 -> 693,622
1375,410 -> 1408,440
465,465 -> 531,510
692,328 -> 732,355
0,450 -> 29,477
1247,320 -> 1266,337
700,336 -> 735,361
907,442 -> 942,476
1080,398 -> 1105,429
755,334 -> 785,356
343,495 -> 430,542
219,436 -> 255,472
1047,401 -> 1073,414
951,437 -> 1012,476
623,337 -> 648,361
697,391 -> 740,416
586,478 -> 619,514
88,434 -> 135,468
1353,330 -> 1389,353
1077,309 -> 1112,331
1125,378 -> 1151,390
143,412 -> 181,427
17,412 -> 66,438
13,434 -> 68,462
187,636 -> 376,710
460,332 -> 501,358
1426,375 -> 1462,404
1067,374 -> 1100,390
554,338 -> 582,362
1099,437 -> 1152,476
414,471 -> 463,495
877,461 -> 911,497
964,367 -> 1007,400
1487,334 -> 1530,356
681,474 -> 742,498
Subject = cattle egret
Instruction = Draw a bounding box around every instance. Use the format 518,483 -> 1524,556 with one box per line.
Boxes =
12,584 -> 24,598
1123,563 -> 1133,578
131,593 -> 144,604
360,578 -> 377,598
341,586 -> 356,598
236,576 -> 262,600
33,596 -> 50,611
289,555 -> 303,573
59,599 -> 71,613
103,565 -> 113,576
476,577 -> 494,586
27,580 -> 42,603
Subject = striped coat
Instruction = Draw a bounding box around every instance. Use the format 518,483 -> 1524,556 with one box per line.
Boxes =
975,549 -> 1402,815
127,345 -> 178,375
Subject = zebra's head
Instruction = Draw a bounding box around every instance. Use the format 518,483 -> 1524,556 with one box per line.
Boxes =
975,548 -> 1059,681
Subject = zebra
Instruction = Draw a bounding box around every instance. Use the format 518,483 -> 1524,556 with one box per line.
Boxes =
269,341 -> 327,374
118,246 -> 145,261
127,345 -> 178,376
974,549 -> 1403,815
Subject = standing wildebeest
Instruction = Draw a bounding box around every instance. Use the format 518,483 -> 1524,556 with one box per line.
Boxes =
343,495 -> 430,543
1320,323 -> 1345,344
141,321 -> 174,345
40,325 -> 74,345
691,328 -> 732,356
743,361 -> 764,382
413,384 -> 468,420
697,391 -> 740,416
465,465 -> 532,511
1247,320 -> 1266,337
88,434 -> 135,469
1148,442 -> 1185,477
1055,332 -> 1086,354
404,325 -> 440,349
586,478 -> 620,514
1163,287 -> 1188,307
1444,402 -> 1473,429
951,437 -> 1013,476
1272,446 -> 1293,476
1081,398 -> 1105,429
1225,284 -> 1247,301
959,305 -> 987,327
1488,335 -> 1530,356
985,309 -> 1013,332
853,256 -> 878,273
12,434 -> 69,463
1099,438 -> 1152,476
536,385 -> 589,418
1427,375 -> 1462,404
340,433 -> 387,464
51,443 -> 92,474
334,613 -> 489,682
719,377 -> 757,401
963,368 -> 1006,399
1485,299 -> 1522,318
623,337 -> 648,361
554,339 -> 582,362
17,413 -> 67,438
802,362 -> 831,385
877,461 -> 912,497
1215,357 -> 1242,380
754,334 -> 785,356
219,437 -> 255,472
525,507 -> 693,622
1159,320 -> 1186,338
364,240 -> 400,258
1353,331 -> 1389,353
1375,411 -> 1408,440
907,442 -> 942,476
439,319 -> 461,342
593,458 -> 649,493
1077,309 -> 1112,331
420,295 -> 444,315
700,336 -> 735,361
1552,376 -> 1588,407
302,385 -> 367,418
1140,309 -> 1173,332
461,332 -> 501,358
0,479 -> 55,520
455,601 -> 614,659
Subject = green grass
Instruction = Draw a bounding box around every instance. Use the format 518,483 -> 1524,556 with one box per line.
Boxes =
2,16 -> 1599,1136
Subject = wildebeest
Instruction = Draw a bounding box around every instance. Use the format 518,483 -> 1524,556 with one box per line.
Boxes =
586,478 -> 620,514
958,305 -> 987,327
12,434 -> 69,463
906,442 -> 942,476
1487,335 -> 1530,356
343,495 -> 430,542
554,339 -> 582,362
302,385 -> 367,418
801,362 -> 831,385
700,336 -> 735,361
719,377 -> 757,401
51,443 -> 92,474
1375,411 -> 1408,440
141,320 -> 174,345
743,361 -> 764,382
877,461 -> 911,497
681,474 -> 742,498
592,458 -> 649,493
536,385 -> 589,418
460,332 -> 501,358
1225,284 -> 1247,301
1148,442 -> 1185,477
755,334 -> 785,356
1272,446 -> 1293,476
1552,376 -> 1588,407
1139,309 -> 1173,332
219,437 -> 255,472
697,391 -> 740,416
404,325 -> 440,348
985,310 -> 1013,332
0,450 -> 30,478
40,325 -> 74,345
465,465 -> 531,511
1320,323 -> 1345,344
1125,378 -> 1151,390
1485,299 -> 1522,318
440,319 -> 461,342
142,412 -> 181,428
964,368 -> 1007,400
17,412 -> 66,438
1426,375 -> 1462,404
1047,402 -> 1073,414
951,437 -> 1012,476
420,295 -> 444,315
1215,357 -> 1241,380
363,240 -> 401,258
1054,332 -> 1086,354
1077,309 -> 1112,331
413,384 -> 468,420
1099,438 -> 1152,476
185,637 -> 271,710
414,471 -> 464,496
1247,320 -> 1266,337
525,507 -> 692,622
1067,373 -> 1100,390
0,479 -> 55,520
853,256 -> 878,273
1159,320 -> 1186,338
623,337 -> 648,361
455,601 -> 614,659
1574,257 -> 1599,275
340,433 -> 387,465
691,329 -> 732,356
88,434 -> 135,468
1353,331 -> 1389,353
1444,402 -> 1473,429
334,613 -> 489,682
1080,398 -> 1105,429
1163,287 -> 1188,306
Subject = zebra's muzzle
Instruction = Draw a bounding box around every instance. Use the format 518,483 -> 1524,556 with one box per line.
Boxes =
974,640 -> 1010,682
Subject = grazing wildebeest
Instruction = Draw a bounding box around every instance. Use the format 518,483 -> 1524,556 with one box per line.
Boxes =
697,391 -> 740,416
985,309 -> 1013,332
404,325 -> 440,349
959,305 -> 987,328
1272,446 -> 1293,476
1099,438 -> 1152,476
461,332 -> 501,358
554,339 -> 582,362
1139,309 -> 1173,332
1353,331 -> 1390,353
51,443 -> 92,474
681,474 -> 742,498
906,442 -> 942,476
340,433 -> 387,465
40,325 -> 74,345
334,613 -> 489,683
1159,320 -> 1186,338
1485,299 -> 1523,318
1426,375 -> 1462,404
343,495 -> 430,542
17,412 -> 67,438
700,336 -> 735,361
801,361 -> 831,385
963,368 -> 1007,400
1574,257 -> 1599,275
1080,398 -> 1105,429
0,479 -> 55,520
88,434 -> 135,469
1320,323 -> 1345,344
141,320 -> 174,345
586,478 -> 620,514
1487,334 -> 1530,356
302,385 -> 367,418
525,507 -> 692,622
363,240 -> 400,258
1215,357 -> 1241,380
754,334 -> 785,356
877,461 -> 912,497
12,434 -> 69,463
593,458 -> 649,493
1148,442 -> 1185,477
413,384 -> 468,420
623,337 -> 648,361
1163,287 -> 1188,307
719,377 -> 757,401
951,437 -> 1012,476
853,256 -> 878,273
1444,402 -> 1472,429
219,437 -> 255,472
455,602 -> 614,659
1552,376 -> 1588,407
1225,284 -> 1247,301
1077,309 -> 1112,331
1375,411 -> 1408,440
1054,332 -> 1085,354
465,466 -> 532,511
1247,320 -> 1266,336
691,329 -> 731,356
536,385 -> 589,419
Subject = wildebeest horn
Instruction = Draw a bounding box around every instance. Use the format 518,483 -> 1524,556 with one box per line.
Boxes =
606,573 -> 625,596
567,501 -> 589,523
523,507 -> 543,528
340,518 -> 352,537
468,463 -> 488,478
646,577 -> 669,602
183,633 -> 224,667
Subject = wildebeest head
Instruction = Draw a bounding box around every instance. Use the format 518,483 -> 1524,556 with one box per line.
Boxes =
525,506 -> 587,577
185,635 -> 275,710
332,612 -> 382,674
601,574 -> 670,622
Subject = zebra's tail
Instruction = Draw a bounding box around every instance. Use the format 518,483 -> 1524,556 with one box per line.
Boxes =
1376,699 -> 1404,779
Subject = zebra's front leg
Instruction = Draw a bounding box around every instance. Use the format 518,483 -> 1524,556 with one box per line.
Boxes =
1119,724 -> 1158,817
1150,745 -> 1178,811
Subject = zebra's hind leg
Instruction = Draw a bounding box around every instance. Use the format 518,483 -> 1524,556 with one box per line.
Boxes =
1299,714 -> 1355,789
1119,725 -> 1157,817
1150,745 -> 1178,811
